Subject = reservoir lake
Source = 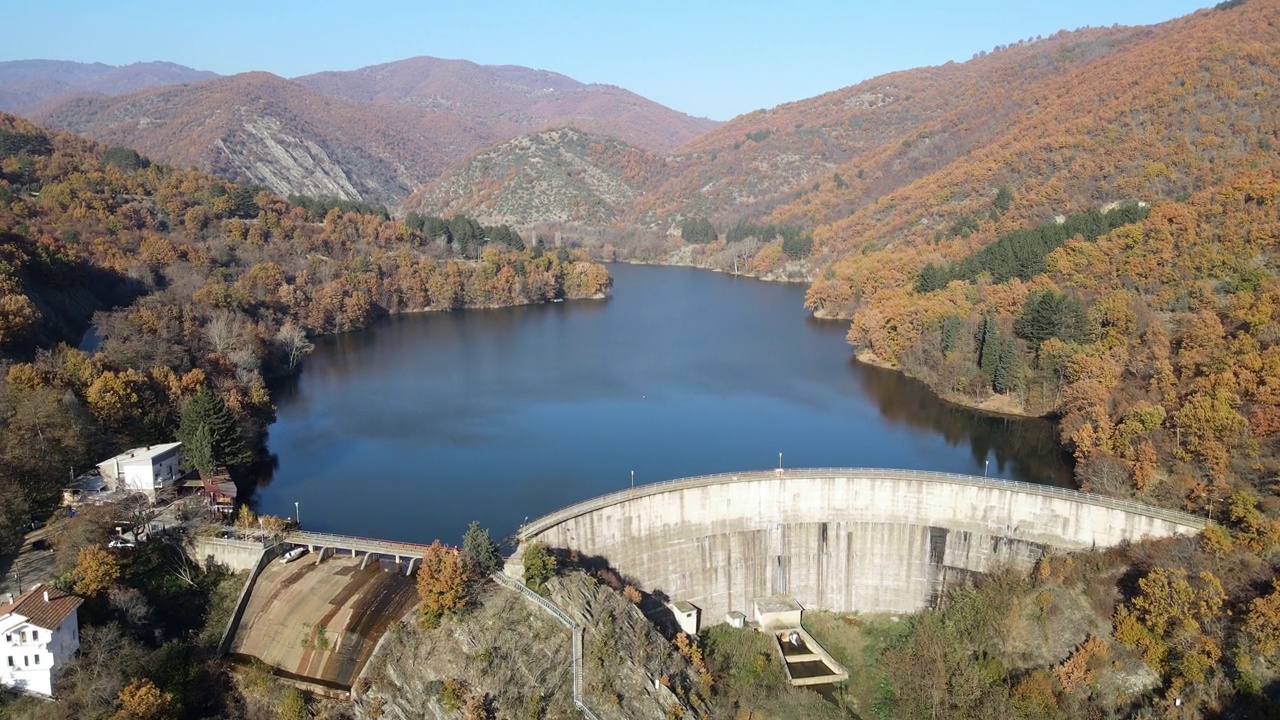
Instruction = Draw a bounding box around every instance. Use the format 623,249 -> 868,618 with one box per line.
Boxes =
256,263 -> 1072,545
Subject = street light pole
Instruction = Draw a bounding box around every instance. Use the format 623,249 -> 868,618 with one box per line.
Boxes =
984,460 -> 990,477
779,452 -> 783,470
630,470 -> 634,489
294,501 -> 300,528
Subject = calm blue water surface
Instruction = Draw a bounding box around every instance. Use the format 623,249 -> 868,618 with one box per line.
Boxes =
256,264 -> 1071,544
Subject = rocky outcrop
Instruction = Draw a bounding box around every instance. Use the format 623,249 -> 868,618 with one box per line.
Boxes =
352,573 -> 703,720
215,116 -> 361,201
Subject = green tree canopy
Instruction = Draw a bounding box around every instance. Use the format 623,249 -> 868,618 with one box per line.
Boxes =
781,233 -> 814,260
522,541 -> 557,596
1014,289 -> 1088,349
176,388 -> 251,476
461,520 -> 501,575
680,217 -> 718,244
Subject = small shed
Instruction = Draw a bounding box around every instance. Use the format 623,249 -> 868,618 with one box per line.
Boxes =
667,600 -> 701,636
753,595 -> 803,631
725,611 -> 746,629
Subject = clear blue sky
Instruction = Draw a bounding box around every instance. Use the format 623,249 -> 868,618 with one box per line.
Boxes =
6,0 -> 1211,120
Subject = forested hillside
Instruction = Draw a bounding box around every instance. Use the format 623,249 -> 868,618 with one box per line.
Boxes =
405,128 -> 669,226
624,23 -> 1150,231
0,113 -> 609,554
789,0 -> 1280,508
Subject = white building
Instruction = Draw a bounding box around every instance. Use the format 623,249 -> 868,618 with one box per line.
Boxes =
0,585 -> 83,697
96,442 -> 183,502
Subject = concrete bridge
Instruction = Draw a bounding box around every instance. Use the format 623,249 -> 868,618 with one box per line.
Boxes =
284,530 -> 431,574
515,468 -> 1205,622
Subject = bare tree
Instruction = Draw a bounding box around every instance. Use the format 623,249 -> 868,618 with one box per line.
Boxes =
277,321 -> 314,371
161,536 -> 200,588
106,584 -> 154,634
1076,454 -> 1133,498
204,310 -> 249,357
119,493 -> 152,541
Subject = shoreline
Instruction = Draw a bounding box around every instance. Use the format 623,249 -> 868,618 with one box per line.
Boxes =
853,348 -> 1042,420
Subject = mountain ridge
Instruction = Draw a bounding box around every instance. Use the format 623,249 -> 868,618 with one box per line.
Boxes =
0,59 -> 217,117
292,55 -> 717,153
22,56 -> 717,204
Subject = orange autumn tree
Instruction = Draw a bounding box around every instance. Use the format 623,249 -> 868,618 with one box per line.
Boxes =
72,545 -> 120,597
111,677 -> 177,720
416,540 -> 472,629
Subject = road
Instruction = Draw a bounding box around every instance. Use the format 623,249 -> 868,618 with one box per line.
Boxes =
0,496 -> 203,598
0,524 -> 58,598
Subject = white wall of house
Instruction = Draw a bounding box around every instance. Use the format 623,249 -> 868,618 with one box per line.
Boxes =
0,613 -> 79,697
97,444 -> 183,501
120,454 -> 178,493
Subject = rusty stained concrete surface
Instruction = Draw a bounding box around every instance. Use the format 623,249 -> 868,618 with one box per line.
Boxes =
230,554 -> 418,689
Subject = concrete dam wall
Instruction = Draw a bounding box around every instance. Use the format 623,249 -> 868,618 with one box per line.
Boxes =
518,469 -> 1205,621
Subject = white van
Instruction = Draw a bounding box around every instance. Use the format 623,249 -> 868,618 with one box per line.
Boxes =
280,547 -> 308,564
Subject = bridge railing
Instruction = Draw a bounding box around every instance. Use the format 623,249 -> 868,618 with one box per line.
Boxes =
285,529 -> 433,555
519,467 -> 1206,539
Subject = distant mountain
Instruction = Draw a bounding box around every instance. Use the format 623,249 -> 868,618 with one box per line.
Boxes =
37,72 -> 477,204
0,60 -> 217,116
33,57 -> 717,204
405,128 -> 666,226
293,56 -> 717,154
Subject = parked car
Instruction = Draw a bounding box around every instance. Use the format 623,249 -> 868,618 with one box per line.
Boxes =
280,547 -> 308,564
107,538 -> 136,549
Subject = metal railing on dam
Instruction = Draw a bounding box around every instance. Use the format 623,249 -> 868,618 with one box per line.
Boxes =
518,467 -> 1206,540
285,530 -> 433,558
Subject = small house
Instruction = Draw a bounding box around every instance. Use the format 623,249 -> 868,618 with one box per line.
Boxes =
0,585 -> 83,697
184,466 -> 237,511
96,442 -> 183,502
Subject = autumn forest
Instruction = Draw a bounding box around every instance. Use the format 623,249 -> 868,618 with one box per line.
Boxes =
3,0 -> 1280,717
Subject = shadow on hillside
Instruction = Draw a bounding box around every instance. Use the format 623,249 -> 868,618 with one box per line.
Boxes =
560,549 -> 684,638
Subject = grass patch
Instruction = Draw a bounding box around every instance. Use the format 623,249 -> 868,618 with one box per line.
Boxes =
804,612 -> 910,716
701,625 -> 845,719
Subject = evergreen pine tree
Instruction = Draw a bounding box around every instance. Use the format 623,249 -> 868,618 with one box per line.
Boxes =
461,520 -> 501,575
993,340 -> 1017,394
977,314 -> 998,379
177,388 -> 253,475
940,314 -> 964,355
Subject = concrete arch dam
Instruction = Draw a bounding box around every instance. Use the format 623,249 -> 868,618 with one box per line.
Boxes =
517,468 -> 1205,621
